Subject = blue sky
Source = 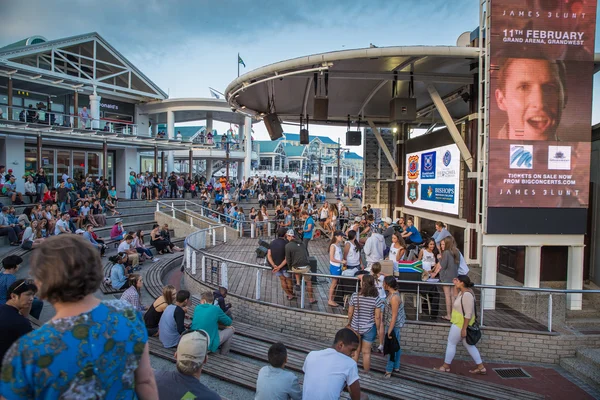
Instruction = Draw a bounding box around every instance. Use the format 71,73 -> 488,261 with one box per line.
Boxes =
2,0 -> 599,146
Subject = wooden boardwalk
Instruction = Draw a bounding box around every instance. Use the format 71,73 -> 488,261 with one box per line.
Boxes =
204,236 -> 550,331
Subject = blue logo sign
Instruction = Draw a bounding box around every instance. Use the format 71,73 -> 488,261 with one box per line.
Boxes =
443,150 -> 452,167
421,184 -> 455,204
421,151 -> 436,180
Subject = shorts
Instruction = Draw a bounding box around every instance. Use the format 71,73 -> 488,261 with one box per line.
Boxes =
329,264 -> 342,276
359,324 -> 377,343
275,269 -> 291,278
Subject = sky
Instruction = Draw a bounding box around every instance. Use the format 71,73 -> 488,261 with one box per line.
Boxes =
2,0 -> 600,151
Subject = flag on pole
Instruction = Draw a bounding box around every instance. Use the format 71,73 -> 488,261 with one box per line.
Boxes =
209,88 -> 221,99
238,54 -> 246,68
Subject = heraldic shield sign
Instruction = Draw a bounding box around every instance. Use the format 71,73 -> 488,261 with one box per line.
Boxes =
407,155 -> 419,180
407,181 -> 419,204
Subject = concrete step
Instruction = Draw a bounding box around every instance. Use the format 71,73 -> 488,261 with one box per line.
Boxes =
94,221 -> 158,237
564,317 -> 600,328
105,212 -> 156,225
560,355 -> 600,391
566,308 -> 600,320
577,348 -> 600,370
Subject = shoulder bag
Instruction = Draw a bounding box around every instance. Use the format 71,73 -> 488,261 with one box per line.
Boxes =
460,291 -> 482,345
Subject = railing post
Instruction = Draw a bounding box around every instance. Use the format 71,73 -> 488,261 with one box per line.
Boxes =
185,247 -> 191,270
212,228 -> 216,247
251,222 -> 256,239
171,202 -> 175,218
201,255 -> 205,281
190,217 -> 194,227
256,270 -> 261,300
191,251 -> 197,275
268,221 -> 272,237
416,283 -> 420,321
239,222 -> 243,238
548,294 -> 553,332
480,288 -> 485,326
156,203 -> 159,212
184,202 -> 187,210
221,262 -> 228,288
224,226 -> 227,243
300,275 -> 306,309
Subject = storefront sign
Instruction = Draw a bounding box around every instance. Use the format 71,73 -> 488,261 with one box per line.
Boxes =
405,143 -> 460,215
487,0 -> 596,210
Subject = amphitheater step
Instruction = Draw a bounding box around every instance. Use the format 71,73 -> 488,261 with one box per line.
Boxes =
560,351 -> 600,391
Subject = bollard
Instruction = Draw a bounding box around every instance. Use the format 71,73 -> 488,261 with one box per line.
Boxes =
256,270 -> 261,300
300,275 -> 306,309
200,255 -> 205,281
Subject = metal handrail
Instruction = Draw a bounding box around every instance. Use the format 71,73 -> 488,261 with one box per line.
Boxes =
1,104 -> 139,135
156,200 -> 228,228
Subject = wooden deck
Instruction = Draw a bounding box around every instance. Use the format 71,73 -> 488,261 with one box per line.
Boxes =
205,236 -> 551,331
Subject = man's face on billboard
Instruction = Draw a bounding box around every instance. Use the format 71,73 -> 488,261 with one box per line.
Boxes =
495,59 -> 564,140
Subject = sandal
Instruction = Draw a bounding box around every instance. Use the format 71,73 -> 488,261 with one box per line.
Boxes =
469,367 -> 487,375
383,372 -> 392,379
434,366 -> 451,372
328,302 -> 340,307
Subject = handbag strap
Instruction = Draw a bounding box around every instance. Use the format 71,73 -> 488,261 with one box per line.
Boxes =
460,290 -> 478,323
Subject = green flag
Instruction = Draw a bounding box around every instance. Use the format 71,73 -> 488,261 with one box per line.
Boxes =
238,54 -> 246,68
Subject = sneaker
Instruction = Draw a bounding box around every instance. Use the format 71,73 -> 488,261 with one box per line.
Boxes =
152,258 -> 160,262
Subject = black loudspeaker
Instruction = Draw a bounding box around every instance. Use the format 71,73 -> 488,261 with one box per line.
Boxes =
264,113 -> 283,140
313,97 -> 329,120
346,130 -> 361,146
390,97 -> 417,121
300,128 -> 309,144
255,246 -> 269,259
308,256 -> 318,284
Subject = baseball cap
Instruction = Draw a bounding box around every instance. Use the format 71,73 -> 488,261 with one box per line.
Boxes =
286,229 -> 295,237
383,217 -> 392,224
75,229 -> 85,234
177,330 -> 210,365
8,279 -> 38,298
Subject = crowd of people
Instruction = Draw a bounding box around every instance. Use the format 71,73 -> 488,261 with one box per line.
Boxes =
0,168 -> 488,399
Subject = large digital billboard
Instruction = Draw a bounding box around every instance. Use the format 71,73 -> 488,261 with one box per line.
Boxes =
486,0 -> 597,233
405,143 -> 461,215
488,0 -> 596,208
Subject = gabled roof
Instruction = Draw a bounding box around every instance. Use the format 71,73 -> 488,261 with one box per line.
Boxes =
0,32 -> 167,101
256,140 -> 282,153
157,125 -> 217,140
283,144 -> 306,157
281,133 -> 337,145
345,152 -> 363,160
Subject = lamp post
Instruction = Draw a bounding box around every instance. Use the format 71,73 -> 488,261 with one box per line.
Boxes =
336,138 -> 341,197
318,149 -> 322,183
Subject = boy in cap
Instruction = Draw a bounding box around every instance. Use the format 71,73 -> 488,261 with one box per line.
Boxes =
154,330 -> 221,399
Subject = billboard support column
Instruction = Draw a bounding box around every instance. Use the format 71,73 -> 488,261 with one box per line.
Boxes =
567,246 -> 584,311
481,245 -> 497,310
426,84 -> 473,171
524,246 -> 542,288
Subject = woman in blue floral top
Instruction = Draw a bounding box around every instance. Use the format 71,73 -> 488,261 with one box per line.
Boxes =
0,235 -> 158,399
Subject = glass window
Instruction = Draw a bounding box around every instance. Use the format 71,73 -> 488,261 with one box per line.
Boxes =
56,151 -> 70,181
87,152 -> 100,180
73,151 -> 86,182
107,153 -> 114,185
41,149 -> 55,187
25,147 -> 37,176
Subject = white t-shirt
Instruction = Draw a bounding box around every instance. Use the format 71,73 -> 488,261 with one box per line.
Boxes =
421,249 -> 436,271
345,241 -> 361,267
54,219 -> 69,235
302,348 -> 359,400
118,241 -> 132,253
320,207 -> 329,220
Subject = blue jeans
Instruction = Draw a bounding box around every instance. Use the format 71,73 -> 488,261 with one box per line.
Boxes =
59,201 -> 67,212
386,327 -> 401,372
130,184 -> 137,199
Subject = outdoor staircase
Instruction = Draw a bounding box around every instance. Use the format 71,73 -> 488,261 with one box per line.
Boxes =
560,348 -> 600,391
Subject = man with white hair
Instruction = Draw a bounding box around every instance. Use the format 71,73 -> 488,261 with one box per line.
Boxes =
154,330 -> 222,399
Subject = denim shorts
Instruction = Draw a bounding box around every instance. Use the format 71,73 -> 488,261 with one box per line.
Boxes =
360,324 -> 377,343
275,269 -> 291,278
329,264 -> 342,276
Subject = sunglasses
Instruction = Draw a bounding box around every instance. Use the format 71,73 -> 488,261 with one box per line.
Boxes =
12,279 -> 34,292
